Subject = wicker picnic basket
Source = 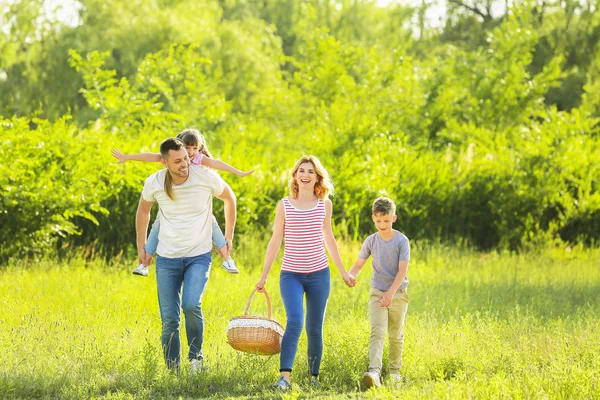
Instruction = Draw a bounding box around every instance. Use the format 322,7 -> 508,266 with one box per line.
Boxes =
226,288 -> 284,355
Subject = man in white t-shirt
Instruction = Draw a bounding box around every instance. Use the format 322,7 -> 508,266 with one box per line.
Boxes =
136,137 -> 236,372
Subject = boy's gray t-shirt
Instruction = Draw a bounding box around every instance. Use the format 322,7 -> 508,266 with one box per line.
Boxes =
359,230 -> 410,292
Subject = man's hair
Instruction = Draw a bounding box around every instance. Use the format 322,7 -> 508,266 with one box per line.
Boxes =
160,137 -> 185,159
372,196 -> 396,216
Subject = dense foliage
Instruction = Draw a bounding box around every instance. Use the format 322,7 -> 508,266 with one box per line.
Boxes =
1,0 -> 599,262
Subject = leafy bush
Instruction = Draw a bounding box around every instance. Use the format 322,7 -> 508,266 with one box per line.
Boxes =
0,3 -> 599,263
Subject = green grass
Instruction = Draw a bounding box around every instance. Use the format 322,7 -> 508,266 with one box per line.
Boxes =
1,241 -> 599,399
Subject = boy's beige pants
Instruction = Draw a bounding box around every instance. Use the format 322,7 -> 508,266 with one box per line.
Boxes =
368,287 -> 409,375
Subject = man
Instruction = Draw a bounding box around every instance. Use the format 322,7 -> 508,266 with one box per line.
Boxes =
136,137 -> 236,372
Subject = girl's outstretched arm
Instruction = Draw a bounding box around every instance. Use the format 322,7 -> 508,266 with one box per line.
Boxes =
112,148 -> 161,163
201,157 -> 254,177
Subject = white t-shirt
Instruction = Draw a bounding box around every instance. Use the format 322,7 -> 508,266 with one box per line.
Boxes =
141,164 -> 226,258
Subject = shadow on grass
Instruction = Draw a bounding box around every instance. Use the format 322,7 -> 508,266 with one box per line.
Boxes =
134,372 -> 362,399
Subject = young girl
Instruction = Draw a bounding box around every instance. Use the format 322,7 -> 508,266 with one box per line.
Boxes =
255,155 -> 355,390
112,128 -> 253,276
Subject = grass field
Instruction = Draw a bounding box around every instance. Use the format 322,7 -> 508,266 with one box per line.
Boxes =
1,240 -> 599,399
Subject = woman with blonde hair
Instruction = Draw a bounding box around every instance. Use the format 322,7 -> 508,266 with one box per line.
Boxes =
255,155 -> 355,390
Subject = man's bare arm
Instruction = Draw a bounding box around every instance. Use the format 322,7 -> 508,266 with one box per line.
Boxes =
136,196 -> 155,265
216,185 -> 237,244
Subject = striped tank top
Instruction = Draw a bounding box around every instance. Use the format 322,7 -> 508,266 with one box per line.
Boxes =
281,197 -> 329,273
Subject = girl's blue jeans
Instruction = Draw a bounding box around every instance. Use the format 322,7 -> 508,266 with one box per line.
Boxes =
155,251 -> 211,369
145,215 -> 227,255
279,267 -> 330,376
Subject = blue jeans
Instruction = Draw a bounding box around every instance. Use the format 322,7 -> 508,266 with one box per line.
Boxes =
146,216 -> 227,255
279,268 -> 330,376
155,251 -> 211,368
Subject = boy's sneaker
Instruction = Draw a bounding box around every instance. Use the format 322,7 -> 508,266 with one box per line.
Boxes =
189,358 -> 203,375
362,371 -> 381,389
222,258 -> 240,274
274,376 -> 291,391
389,373 -> 402,386
132,264 -> 149,276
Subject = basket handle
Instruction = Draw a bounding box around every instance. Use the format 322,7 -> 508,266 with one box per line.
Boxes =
244,288 -> 272,319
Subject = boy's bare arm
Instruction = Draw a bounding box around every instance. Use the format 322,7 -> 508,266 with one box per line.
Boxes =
202,157 -> 254,177
349,258 -> 367,278
112,148 -> 161,163
380,260 -> 409,307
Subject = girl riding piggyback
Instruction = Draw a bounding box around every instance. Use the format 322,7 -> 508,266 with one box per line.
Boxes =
112,128 -> 253,276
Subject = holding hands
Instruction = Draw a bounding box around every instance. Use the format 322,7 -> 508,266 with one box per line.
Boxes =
342,271 -> 356,287
137,248 -> 152,267
225,238 -> 233,256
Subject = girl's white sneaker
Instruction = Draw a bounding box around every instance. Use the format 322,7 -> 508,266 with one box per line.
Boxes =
132,264 -> 149,276
222,259 -> 240,274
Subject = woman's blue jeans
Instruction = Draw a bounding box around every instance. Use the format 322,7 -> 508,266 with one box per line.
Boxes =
155,251 -> 211,369
279,267 -> 330,376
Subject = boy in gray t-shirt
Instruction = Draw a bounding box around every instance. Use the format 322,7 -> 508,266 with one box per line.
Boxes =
349,196 -> 410,389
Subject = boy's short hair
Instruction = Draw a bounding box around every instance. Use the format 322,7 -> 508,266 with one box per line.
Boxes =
372,196 -> 396,216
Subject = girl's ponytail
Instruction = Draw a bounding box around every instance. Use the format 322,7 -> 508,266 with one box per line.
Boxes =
160,137 -> 186,200
199,143 -> 213,159
164,170 -> 175,200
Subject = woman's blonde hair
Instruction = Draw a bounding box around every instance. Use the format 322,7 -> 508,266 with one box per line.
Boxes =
288,155 -> 334,200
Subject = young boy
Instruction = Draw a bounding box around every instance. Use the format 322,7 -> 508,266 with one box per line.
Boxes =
349,196 -> 410,388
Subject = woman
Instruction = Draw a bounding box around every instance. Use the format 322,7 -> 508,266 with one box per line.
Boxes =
255,155 -> 355,390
